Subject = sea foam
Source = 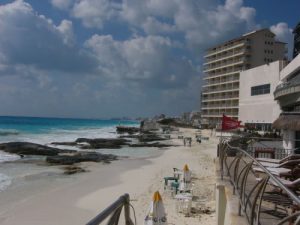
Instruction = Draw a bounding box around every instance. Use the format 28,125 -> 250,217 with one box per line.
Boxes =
0,173 -> 12,192
0,151 -> 20,163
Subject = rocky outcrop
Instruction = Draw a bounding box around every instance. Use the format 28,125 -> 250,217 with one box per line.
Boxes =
138,134 -> 167,142
0,142 -> 73,156
46,152 -> 118,165
129,142 -> 175,148
75,138 -> 130,149
51,138 -> 131,149
116,126 -> 140,134
51,142 -> 78,146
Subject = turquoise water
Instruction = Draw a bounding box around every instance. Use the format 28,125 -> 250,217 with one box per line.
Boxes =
0,116 -> 163,193
0,116 -> 138,135
0,116 -> 139,144
0,116 -> 140,159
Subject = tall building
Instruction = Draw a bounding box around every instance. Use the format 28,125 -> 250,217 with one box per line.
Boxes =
293,22 -> 300,58
201,29 -> 286,127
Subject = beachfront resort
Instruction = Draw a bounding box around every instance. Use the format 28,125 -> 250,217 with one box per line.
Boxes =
0,1 -> 300,225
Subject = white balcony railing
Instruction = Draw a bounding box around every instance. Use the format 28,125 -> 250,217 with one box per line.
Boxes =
204,49 -> 250,65
205,41 -> 248,57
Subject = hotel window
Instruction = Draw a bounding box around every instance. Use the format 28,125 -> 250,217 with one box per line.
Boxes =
251,84 -> 270,96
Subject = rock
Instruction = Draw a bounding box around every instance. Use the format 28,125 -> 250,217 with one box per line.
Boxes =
119,134 -> 140,139
116,126 -> 140,134
51,142 -> 78,146
63,166 -> 87,175
75,138 -> 130,149
46,152 -> 118,165
129,142 -> 175,148
138,134 -> 167,142
0,142 -> 73,156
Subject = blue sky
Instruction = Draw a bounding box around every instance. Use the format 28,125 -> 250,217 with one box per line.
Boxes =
0,0 -> 298,118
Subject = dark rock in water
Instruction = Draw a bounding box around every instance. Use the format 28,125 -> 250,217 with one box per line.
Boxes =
51,142 -> 78,146
138,134 -> 167,142
119,134 -> 140,139
0,142 -> 73,156
116,126 -> 140,134
75,138 -> 130,149
46,152 -> 118,165
129,142 -> 175,148
63,165 -> 87,175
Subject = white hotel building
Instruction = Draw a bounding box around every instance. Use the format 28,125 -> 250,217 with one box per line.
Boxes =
201,29 -> 286,127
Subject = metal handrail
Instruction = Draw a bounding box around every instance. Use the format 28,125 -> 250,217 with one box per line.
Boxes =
225,141 -> 300,205
86,194 -> 134,225
219,137 -> 300,225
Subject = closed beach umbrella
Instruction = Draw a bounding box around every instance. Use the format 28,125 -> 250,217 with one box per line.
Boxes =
183,164 -> 191,183
144,191 -> 167,225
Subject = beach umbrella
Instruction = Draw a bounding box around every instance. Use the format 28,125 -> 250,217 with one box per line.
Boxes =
183,164 -> 191,183
144,191 -> 167,225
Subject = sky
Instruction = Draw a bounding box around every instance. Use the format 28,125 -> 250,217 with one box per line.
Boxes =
0,0 -> 298,119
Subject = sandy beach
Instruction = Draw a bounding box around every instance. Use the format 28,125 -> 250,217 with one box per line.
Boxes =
0,128 -> 218,225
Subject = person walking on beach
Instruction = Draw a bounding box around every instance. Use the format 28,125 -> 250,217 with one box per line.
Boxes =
188,138 -> 191,147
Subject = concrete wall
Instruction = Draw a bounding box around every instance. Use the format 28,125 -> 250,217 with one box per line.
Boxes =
239,61 -> 284,123
280,53 -> 300,81
249,30 -> 286,68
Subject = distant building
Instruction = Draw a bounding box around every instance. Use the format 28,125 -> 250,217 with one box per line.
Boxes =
273,53 -> 300,150
239,61 -> 287,131
293,22 -> 300,58
201,29 -> 286,127
180,111 -> 201,126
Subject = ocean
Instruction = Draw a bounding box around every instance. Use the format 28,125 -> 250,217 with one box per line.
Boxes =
0,116 -> 149,192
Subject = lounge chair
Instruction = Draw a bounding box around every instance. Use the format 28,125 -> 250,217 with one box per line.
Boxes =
257,154 -> 300,164
255,159 -> 300,169
252,167 -> 291,177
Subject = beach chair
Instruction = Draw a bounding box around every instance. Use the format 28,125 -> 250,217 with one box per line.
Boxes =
257,154 -> 300,164
263,177 -> 300,219
252,166 -> 292,178
255,159 -> 300,169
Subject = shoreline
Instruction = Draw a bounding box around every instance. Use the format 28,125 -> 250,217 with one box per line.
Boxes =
0,128 -> 218,225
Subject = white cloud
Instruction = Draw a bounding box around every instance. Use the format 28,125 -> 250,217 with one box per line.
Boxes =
85,34 -> 193,86
57,19 -> 75,46
55,0 -> 257,50
0,0 -> 97,73
270,22 -> 294,58
51,0 -> 75,10
142,17 -> 177,34
71,0 -> 121,28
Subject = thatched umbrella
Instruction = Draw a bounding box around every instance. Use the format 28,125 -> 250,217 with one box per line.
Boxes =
273,114 -> 300,131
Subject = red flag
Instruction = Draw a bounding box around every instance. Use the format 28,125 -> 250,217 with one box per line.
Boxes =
221,114 -> 242,130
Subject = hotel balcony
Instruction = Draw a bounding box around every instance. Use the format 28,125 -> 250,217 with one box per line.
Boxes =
205,40 -> 250,58
201,104 -> 239,109
202,85 -> 239,94
201,113 -> 238,118
204,48 -> 251,65
201,94 -> 239,102
203,57 -> 248,73
203,70 -> 240,80
202,77 -> 239,87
